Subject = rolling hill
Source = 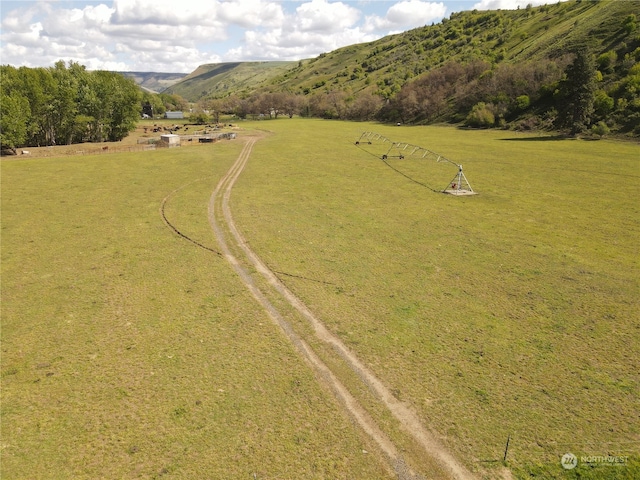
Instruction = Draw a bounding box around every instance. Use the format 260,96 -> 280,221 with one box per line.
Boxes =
119,71 -> 189,93
162,61 -> 297,102
164,0 -> 638,103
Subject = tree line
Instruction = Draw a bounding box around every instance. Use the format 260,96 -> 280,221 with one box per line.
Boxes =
197,45 -> 638,138
2,40 -> 637,154
1,61 -> 141,153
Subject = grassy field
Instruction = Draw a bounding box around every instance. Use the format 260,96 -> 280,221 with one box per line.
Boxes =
229,119 -> 640,478
2,119 -> 638,479
1,140 -> 390,478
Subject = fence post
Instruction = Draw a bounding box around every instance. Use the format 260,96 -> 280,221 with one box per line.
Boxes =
503,434 -> 511,463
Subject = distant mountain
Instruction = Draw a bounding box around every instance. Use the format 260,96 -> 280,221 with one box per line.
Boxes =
162,61 -> 297,102
119,71 -> 189,93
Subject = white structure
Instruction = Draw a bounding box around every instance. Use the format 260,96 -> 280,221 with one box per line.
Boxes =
164,111 -> 184,119
160,134 -> 181,147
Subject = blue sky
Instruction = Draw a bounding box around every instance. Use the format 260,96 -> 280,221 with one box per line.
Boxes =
0,0 -> 556,73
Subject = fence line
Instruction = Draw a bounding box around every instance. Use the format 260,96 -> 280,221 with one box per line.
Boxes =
72,144 -> 157,156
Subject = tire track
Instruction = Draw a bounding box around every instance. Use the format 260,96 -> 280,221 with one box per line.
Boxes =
160,177 -> 222,256
208,134 -> 477,480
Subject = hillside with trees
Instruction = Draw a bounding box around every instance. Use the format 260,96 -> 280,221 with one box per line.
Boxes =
172,0 -> 639,137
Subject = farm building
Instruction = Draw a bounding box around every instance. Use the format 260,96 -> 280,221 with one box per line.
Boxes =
164,111 -> 184,119
160,134 -> 180,147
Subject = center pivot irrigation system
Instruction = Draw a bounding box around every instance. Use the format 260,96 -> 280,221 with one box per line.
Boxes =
355,131 -> 477,196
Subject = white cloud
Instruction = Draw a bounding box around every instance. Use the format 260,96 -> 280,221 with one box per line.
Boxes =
364,1 -> 447,33
111,0 -> 217,26
226,25 -> 377,61
217,0 -> 285,28
1,3 -> 115,68
222,0 -> 377,61
39,5 -> 109,47
3,21 -> 44,48
109,0 -> 284,29
295,0 -> 361,32
0,1 -> 230,71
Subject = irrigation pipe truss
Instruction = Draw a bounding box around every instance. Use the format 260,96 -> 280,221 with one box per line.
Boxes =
355,132 -> 477,196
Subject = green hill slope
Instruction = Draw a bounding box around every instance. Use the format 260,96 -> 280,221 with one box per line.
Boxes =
267,0 -> 638,99
163,61 -> 296,101
172,0 -> 637,103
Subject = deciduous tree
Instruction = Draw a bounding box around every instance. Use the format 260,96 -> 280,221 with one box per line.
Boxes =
0,91 -> 29,153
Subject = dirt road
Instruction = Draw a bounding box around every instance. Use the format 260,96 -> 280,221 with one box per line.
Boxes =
207,134 -> 478,480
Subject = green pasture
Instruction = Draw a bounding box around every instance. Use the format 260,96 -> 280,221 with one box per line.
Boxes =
2,119 -> 638,479
1,143 -> 389,478
229,119 -> 640,478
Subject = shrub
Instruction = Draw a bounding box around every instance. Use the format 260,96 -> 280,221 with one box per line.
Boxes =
189,112 -> 210,124
465,102 -> 495,128
514,95 -> 530,111
593,90 -> 614,116
623,14 -> 637,34
591,121 -> 610,138
597,50 -> 617,73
